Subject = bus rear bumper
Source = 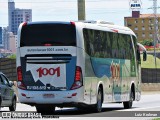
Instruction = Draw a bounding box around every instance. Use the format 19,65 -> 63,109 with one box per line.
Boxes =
18,87 -> 84,106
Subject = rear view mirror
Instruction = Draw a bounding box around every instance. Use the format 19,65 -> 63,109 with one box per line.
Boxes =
137,43 -> 147,62
9,81 -> 14,87
143,51 -> 147,61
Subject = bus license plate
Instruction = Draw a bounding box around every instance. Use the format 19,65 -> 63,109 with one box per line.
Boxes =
43,94 -> 54,98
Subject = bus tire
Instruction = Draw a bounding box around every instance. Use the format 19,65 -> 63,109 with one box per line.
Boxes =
123,90 -> 134,109
36,105 -> 55,114
9,97 -> 16,111
93,88 -> 103,112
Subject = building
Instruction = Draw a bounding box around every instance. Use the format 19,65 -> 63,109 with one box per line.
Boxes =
2,27 -> 9,50
2,28 -> 16,53
8,0 -> 32,35
8,32 -> 16,53
0,27 -> 2,44
0,27 -> 3,49
124,11 -> 160,41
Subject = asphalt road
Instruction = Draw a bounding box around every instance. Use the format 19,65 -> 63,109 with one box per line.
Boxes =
1,92 -> 160,119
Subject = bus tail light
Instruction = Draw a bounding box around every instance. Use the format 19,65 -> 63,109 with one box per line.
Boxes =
44,43 -> 52,46
17,66 -> 26,90
17,66 -> 22,81
70,66 -> 82,90
70,21 -> 75,26
22,22 -> 27,26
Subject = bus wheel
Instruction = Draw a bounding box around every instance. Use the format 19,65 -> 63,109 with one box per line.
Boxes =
36,105 -> 55,114
93,88 -> 103,112
123,90 -> 134,109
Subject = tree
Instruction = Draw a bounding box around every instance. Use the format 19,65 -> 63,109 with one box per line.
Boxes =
140,39 -> 153,46
7,54 -> 16,59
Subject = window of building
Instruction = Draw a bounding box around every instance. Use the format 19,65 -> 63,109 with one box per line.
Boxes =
135,26 -> 138,30
128,24 -> 132,27
149,26 -> 153,30
135,19 -> 138,23
142,19 -> 145,23
149,19 -> 152,23
142,26 -> 145,30
156,26 -> 159,30
149,33 -> 153,37
142,33 -> 145,37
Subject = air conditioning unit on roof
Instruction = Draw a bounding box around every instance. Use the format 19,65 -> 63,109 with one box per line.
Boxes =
96,20 -> 114,25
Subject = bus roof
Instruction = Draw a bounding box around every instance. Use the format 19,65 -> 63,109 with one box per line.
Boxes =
74,20 -> 136,37
18,20 -> 136,39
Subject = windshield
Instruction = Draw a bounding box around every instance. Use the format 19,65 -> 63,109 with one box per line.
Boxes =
20,23 -> 76,47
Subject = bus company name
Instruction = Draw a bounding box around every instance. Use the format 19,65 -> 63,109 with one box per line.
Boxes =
36,67 -> 60,78
27,48 -> 68,52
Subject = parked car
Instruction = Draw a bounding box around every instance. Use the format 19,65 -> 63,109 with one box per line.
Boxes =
0,72 -> 17,111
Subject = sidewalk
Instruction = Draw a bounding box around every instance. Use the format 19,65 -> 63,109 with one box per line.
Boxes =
142,91 -> 160,95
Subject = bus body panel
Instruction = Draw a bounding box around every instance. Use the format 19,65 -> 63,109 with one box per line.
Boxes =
18,46 -> 76,91
17,21 -> 142,108
18,87 -> 84,104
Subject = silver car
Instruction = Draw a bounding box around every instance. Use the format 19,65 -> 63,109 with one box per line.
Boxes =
0,72 -> 16,111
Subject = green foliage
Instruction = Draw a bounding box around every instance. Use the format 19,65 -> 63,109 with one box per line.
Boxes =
7,54 -> 16,59
140,39 -> 153,46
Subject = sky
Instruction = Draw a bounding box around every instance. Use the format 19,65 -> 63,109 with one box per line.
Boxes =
0,0 -> 158,27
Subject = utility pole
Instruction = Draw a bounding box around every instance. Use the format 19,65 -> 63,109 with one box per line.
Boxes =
153,0 -> 157,68
78,0 -> 86,20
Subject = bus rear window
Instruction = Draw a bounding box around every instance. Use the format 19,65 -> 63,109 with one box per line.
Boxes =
20,23 -> 76,47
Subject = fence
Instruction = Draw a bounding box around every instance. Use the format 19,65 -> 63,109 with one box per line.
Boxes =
141,68 -> 160,83
0,58 -> 16,81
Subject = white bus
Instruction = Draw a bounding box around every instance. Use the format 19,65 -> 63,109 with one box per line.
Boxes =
16,21 -> 146,113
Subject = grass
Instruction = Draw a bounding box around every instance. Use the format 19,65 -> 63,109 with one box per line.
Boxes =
152,118 -> 160,120
141,54 -> 160,68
